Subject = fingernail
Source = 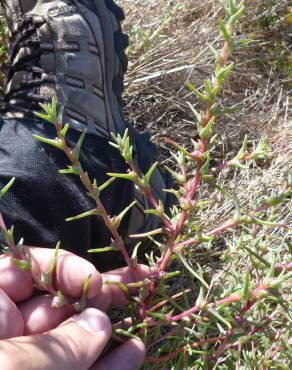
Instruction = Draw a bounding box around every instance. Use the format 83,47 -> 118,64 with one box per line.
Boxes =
73,308 -> 109,334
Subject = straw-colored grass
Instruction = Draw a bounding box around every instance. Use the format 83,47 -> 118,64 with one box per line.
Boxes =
118,0 -> 291,229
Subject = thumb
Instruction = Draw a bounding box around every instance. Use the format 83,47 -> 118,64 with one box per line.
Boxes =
0,308 -> 112,370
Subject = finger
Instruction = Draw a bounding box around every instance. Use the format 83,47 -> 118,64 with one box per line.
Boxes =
20,262 -> 148,335
30,248 -> 102,299
0,254 -> 33,302
0,248 -> 102,303
19,295 -> 74,335
88,264 -> 149,311
0,288 -> 24,339
92,339 -> 146,370
0,308 -> 112,370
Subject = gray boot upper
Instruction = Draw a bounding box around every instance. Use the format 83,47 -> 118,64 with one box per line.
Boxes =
1,0 -> 128,138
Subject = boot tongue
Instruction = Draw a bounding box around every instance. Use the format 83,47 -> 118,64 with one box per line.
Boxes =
2,0 -> 37,31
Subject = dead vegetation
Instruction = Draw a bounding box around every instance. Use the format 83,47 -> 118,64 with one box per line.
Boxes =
118,0 -> 291,229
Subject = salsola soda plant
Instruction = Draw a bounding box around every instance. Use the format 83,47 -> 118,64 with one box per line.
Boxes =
1,1 -> 291,368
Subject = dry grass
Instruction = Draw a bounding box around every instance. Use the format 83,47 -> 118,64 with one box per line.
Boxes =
115,5 -> 291,365
118,0 -> 291,230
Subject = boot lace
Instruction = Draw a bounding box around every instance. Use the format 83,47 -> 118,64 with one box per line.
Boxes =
3,15 -> 56,108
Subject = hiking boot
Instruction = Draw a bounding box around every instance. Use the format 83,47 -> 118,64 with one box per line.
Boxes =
1,0 -> 129,138
0,0 -> 174,253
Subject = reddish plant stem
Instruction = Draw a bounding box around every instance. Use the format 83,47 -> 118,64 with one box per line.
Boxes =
129,145 -> 204,318
55,121 -> 137,278
220,21 -> 233,67
209,146 -> 275,174
175,193 -> 292,249
140,279 -> 157,319
139,164 -> 203,317
129,20 -> 237,319
207,220 -> 238,237
160,160 -> 202,271
202,104 -> 212,127
146,304 -> 284,364
145,285 -> 282,364
127,158 -> 173,230
176,219 -> 236,249
136,20 -> 235,314
210,160 -> 230,174
167,283 -> 269,322
275,261 -> 292,273
155,22 -> 234,271
210,300 -> 277,368
143,187 -> 173,231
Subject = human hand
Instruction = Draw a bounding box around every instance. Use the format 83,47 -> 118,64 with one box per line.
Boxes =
0,248 -> 147,369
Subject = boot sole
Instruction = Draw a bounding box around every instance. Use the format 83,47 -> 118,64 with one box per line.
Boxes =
73,0 -> 128,137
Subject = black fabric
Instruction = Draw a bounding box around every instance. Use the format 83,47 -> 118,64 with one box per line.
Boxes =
0,115 -> 133,271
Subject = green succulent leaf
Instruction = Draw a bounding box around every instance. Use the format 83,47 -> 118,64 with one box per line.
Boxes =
88,246 -> 119,253
143,162 -> 159,187
59,123 -> 70,138
0,177 -> 15,199
35,96 -> 58,124
219,18 -> 231,41
187,82 -> 211,104
32,135 -> 64,150
72,129 -> 87,161
66,208 -> 98,222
